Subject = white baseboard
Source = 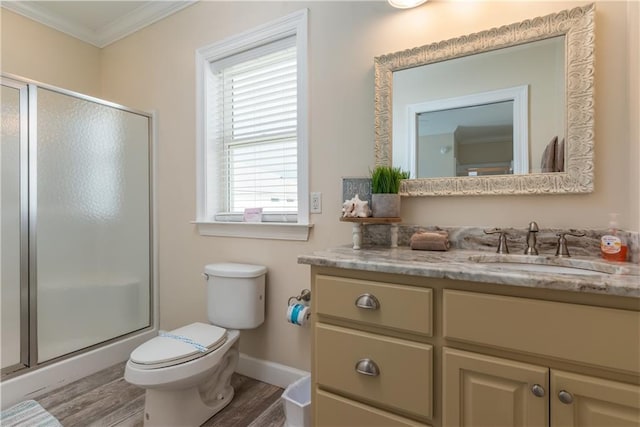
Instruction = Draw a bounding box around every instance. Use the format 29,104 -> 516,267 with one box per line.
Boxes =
236,353 -> 309,389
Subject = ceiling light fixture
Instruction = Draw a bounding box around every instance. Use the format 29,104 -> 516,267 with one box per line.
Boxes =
388,0 -> 428,9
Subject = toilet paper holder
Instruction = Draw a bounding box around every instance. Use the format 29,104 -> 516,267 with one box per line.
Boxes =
287,289 -> 311,307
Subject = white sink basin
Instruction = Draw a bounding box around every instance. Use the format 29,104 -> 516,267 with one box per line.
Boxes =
481,262 -> 606,276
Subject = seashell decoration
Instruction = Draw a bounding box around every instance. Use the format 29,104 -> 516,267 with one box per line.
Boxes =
341,194 -> 371,218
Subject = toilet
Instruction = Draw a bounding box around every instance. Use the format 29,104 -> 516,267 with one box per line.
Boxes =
125,263 -> 267,427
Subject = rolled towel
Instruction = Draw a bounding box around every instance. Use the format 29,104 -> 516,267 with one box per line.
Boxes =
410,231 -> 451,251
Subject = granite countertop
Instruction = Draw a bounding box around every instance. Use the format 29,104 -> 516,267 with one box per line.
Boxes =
298,246 -> 640,298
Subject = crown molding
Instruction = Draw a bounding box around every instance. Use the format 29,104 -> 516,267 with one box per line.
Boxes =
1,1 -> 197,48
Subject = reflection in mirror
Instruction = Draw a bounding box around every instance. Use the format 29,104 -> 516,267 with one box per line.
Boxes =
417,101 -> 515,178
374,4 -> 595,196
393,37 -> 563,179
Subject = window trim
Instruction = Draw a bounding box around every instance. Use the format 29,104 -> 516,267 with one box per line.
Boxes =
195,9 -> 310,240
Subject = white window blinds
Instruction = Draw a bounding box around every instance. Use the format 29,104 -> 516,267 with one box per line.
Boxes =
210,37 -> 298,220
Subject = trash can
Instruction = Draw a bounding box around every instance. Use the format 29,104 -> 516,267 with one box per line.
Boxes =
282,375 -> 311,427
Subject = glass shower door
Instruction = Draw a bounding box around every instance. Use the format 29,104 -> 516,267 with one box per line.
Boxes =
1,80 -> 28,372
35,87 -> 151,362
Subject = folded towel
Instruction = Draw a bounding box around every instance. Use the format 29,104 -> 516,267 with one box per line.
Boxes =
410,231 -> 450,251
555,138 -> 565,172
541,136 -> 558,173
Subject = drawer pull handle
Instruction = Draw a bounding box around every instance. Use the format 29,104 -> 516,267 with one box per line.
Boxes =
558,390 -> 574,404
355,293 -> 380,310
531,384 -> 545,397
355,358 -> 380,376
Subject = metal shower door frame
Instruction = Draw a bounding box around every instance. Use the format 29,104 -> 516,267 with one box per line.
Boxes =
0,74 -> 155,378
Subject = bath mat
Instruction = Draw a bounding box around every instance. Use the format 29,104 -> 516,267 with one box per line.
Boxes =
0,400 -> 62,427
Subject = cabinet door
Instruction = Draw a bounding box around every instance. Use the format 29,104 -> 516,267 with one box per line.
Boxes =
551,370 -> 640,426
443,348 -> 549,427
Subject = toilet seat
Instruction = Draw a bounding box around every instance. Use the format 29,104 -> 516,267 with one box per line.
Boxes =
130,322 -> 227,369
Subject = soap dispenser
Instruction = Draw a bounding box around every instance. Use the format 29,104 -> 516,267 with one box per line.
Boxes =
600,213 -> 628,262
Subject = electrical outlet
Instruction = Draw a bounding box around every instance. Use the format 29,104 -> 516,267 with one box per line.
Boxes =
310,192 -> 322,213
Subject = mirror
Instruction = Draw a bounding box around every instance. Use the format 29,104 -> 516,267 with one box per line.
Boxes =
374,4 -> 595,196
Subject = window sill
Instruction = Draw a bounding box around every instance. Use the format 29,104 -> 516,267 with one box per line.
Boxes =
193,220 -> 313,241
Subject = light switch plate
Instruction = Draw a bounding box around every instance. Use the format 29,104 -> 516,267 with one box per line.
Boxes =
310,192 -> 322,213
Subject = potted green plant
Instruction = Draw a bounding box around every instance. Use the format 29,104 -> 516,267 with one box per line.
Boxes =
370,166 -> 409,218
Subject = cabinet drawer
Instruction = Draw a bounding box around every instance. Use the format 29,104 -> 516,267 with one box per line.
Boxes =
316,389 -> 431,427
315,275 -> 432,336
315,323 -> 433,419
443,290 -> 640,373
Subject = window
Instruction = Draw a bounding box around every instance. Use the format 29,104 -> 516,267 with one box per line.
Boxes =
212,39 -> 298,219
195,10 -> 310,240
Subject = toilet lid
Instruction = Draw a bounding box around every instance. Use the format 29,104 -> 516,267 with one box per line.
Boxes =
130,322 -> 227,369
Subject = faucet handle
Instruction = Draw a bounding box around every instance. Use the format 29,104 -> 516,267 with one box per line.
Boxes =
484,228 -> 510,254
555,230 -> 586,257
484,228 -> 503,235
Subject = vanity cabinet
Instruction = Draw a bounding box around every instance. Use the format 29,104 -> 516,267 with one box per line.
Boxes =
309,266 -> 640,427
443,348 -> 640,426
313,274 -> 434,426
442,289 -> 640,426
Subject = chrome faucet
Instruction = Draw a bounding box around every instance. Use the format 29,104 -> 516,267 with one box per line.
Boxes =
524,221 -> 539,255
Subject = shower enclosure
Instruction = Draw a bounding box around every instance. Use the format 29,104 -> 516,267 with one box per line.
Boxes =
1,75 -> 153,381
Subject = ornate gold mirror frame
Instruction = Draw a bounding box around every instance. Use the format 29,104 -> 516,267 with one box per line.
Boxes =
374,4 -> 595,196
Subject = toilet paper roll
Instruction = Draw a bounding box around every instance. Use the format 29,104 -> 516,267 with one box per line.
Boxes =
287,303 -> 309,326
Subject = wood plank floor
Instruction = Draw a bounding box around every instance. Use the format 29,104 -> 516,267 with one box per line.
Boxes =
36,362 -> 286,427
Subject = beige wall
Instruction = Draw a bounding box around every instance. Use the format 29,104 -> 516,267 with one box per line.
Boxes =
2,1 -> 637,372
1,9 -> 102,97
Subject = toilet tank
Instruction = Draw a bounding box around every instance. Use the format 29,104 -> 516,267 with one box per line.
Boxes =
204,263 -> 267,329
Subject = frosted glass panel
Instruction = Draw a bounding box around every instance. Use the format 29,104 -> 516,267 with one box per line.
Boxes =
1,84 -> 23,368
36,88 -> 150,362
